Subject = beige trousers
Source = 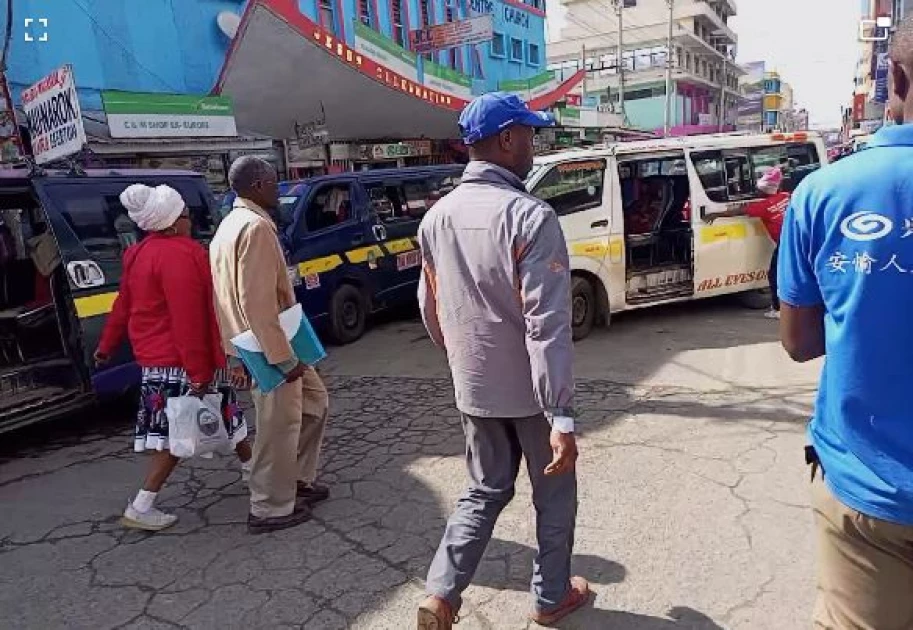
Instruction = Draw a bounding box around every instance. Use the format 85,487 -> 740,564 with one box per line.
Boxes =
812,474 -> 913,630
249,366 -> 329,518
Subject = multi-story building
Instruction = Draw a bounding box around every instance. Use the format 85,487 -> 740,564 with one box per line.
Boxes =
547,0 -> 743,135
1,0 -> 584,175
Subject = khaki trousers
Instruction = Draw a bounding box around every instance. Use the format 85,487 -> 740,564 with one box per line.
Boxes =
249,366 -> 328,518
812,474 -> 913,630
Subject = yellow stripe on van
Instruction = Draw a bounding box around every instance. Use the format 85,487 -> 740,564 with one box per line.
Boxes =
74,292 -> 118,318
298,255 -> 344,276
345,245 -> 385,264
609,238 -> 624,260
571,241 -> 608,258
383,238 -> 416,254
700,223 -> 748,244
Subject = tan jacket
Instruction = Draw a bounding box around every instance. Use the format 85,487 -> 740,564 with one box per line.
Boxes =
209,198 -> 296,364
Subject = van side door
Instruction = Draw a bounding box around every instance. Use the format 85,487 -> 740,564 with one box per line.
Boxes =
287,179 -> 371,322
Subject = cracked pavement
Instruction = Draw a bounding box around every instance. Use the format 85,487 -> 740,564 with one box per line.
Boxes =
0,300 -> 822,629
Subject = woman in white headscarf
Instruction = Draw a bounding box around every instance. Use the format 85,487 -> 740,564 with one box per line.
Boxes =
95,184 -> 252,532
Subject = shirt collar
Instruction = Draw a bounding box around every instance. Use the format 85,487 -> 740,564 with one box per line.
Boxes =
461,160 -> 527,192
233,197 -> 277,231
868,123 -> 913,148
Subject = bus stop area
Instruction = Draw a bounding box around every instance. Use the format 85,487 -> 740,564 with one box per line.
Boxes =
0,300 -> 820,630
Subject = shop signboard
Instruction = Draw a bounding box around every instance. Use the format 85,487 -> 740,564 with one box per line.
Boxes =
103,92 -> 238,138
423,60 -> 473,100
357,141 -> 432,161
874,52 -> 890,104
354,20 -> 418,81
500,71 -> 561,102
21,64 -> 86,165
410,15 -> 494,54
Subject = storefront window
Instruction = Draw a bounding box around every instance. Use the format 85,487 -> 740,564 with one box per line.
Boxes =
319,0 -> 336,34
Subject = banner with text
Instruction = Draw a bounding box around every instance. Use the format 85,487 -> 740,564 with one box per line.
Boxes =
21,64 -> 86,165
410,15 -> 493,53
103,92 -> 238,138
354,20 -> 418,81
422,60 -> 473,100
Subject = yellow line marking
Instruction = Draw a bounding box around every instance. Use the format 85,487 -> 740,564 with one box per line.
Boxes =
345,245 -> 385,264
74,292 -> 118,318
384,238 -> 416,254
298,255 -> 344,276
700,223 -> 748,244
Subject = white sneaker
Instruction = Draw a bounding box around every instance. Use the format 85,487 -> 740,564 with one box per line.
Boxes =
764,309 -> 781,320
121,502 -> 178,532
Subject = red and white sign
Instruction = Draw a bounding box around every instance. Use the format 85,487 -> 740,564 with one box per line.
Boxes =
564,94 -> 582,107
410,15 -> 493,54
21,64 -> 86,165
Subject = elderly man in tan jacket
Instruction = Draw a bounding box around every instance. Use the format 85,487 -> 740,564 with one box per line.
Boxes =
210,156 -> 329,535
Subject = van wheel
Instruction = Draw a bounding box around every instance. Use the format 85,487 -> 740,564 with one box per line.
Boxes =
737,288 -> 773,310
329,285 -> 367,344
571,276 -> 596,341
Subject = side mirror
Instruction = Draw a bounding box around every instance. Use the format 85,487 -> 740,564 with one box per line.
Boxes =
372,223 -> 387,242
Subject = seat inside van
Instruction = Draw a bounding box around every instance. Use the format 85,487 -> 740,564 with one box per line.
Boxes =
619,156 -> 694,303
0,188 -> 83,426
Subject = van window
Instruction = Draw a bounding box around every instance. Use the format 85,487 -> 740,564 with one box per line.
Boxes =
693,142 -> 822,201
367,172 -> 461,224
691,151 -> 755,202
531,159 -> 606,216
52,185 -> 135,261
304,184 -> 354,233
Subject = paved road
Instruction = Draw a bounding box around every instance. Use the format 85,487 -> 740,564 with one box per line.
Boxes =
0,299 -> 821,629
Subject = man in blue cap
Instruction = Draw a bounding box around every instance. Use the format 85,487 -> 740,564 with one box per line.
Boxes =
416,92 -> 588,628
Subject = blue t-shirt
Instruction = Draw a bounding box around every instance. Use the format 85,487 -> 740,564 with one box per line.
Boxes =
778,123 -> 913,525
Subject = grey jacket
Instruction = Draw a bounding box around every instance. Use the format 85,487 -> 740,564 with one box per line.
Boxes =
417,160 -> 575,420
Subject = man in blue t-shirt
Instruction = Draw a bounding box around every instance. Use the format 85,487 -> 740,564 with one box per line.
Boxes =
778,17 -> 913,630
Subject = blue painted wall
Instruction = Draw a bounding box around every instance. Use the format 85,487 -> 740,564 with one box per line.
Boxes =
2,0 -> 245,111
1,0 -> 547,113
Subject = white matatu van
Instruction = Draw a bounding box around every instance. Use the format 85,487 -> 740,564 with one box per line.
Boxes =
525,131 -> 828,339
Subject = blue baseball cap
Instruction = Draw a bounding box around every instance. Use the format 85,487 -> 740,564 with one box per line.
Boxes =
458,92 -> 555,145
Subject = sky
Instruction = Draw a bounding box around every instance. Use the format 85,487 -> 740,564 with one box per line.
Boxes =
547,0 -> 861,128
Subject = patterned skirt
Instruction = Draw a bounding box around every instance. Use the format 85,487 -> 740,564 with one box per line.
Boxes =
135,367 -> 248,453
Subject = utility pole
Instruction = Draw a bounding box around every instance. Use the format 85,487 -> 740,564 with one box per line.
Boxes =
612,0 -> 627,124
663,0 -> 674,136
718,48 -> 727,133
581,43 -> 587,101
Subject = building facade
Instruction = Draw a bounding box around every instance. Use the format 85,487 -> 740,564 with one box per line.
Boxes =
1,0 -> 583,174
547,0 -> 743,136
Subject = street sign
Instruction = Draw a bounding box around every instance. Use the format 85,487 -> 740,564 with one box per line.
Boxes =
410,15 -> 493,54
21,64 -> 86,165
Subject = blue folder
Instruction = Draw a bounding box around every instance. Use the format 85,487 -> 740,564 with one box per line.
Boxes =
230,304 -> 326,393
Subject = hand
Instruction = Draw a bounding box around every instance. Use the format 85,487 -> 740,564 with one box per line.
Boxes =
188,382 -> 209,398
93,349 -> 110,367
283,362 -> 307,383
544,429 -> 578,476
228,364 -> 251,390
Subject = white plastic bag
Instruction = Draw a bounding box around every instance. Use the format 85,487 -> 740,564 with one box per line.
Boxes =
166,393 -> 229,459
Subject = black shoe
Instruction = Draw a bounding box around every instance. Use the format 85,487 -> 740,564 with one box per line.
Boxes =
247,503 -> 312,535
296,482 -> 330,505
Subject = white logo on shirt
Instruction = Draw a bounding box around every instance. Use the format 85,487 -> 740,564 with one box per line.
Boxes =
840,212 -> 894,242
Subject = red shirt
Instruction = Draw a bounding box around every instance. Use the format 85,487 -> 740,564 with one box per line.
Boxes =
98,234 -> 226,384
745,192 -> 790,243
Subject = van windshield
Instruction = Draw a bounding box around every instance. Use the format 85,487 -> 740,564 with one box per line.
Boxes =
278,183 -> 308,230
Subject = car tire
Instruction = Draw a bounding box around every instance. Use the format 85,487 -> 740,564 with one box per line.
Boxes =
571,276 -> 596,341
736,288 -> 773,310
329,284 -> 367,344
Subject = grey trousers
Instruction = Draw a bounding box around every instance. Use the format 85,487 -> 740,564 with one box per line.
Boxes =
425,413 -> 578,613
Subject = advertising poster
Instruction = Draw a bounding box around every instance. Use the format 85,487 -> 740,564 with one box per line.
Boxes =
20,64 -> 86,165
410,15 -> 494,54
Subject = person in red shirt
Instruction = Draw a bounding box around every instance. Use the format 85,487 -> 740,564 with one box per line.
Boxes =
706,165 -> 790,319
94,184 -> 252,532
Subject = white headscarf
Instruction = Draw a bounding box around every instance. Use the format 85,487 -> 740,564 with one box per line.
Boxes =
119,184 -> 186,232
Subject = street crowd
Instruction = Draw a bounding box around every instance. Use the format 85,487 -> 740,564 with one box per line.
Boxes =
95,16 -> 913,629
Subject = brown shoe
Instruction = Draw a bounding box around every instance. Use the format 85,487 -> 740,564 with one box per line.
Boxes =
247,502 -> 312,535
296,482 -> 330,505
529,576 -> 590,626
417,595 -> 459,630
